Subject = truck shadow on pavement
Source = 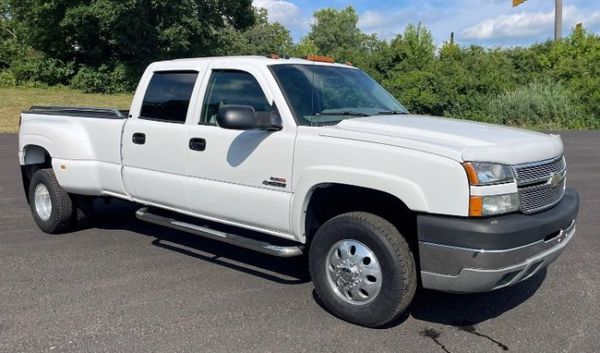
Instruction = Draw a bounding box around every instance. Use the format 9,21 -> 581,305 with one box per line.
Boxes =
93,199 -> 310,285
93,199 -> 546,330
410,271 -> 545,327
405,281 -> 547,352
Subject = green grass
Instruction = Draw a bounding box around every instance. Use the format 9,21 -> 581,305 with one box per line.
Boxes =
0,86 -> 133,133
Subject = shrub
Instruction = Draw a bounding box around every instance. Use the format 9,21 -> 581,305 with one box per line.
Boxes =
485,81 -> 595,129
70,63 -> 136,93
0,70 -> 16,87
10,58 -> 74,86
70,66 -> 106,93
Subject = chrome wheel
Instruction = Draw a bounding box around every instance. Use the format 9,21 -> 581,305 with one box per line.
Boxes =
34,183 -> 52,221
326,239 -> 382,305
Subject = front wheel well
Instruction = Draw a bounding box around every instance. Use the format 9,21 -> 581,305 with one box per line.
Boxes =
304,184 -> 418,252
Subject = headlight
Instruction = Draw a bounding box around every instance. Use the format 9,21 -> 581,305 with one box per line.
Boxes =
463,162 -> 515,185
470,193 -> 520,217
463,162 -> 519,216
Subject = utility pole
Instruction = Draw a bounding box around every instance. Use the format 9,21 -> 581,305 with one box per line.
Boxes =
554,0 -> 562,41
512,0 -> 563,41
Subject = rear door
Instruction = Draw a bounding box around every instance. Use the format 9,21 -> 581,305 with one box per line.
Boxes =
122,70 -> 199,208
185,64 -> 296,235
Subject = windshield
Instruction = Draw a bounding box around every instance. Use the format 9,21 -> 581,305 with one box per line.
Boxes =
270,64 -> 408,126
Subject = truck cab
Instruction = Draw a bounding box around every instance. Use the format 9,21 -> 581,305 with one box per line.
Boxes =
18,56 -> 579,327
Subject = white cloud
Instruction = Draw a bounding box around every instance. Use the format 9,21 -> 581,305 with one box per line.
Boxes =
461,5 -> 600,40
358,10 -> 399,31
358,7 -> 446,40
462,7 -> 568,39
252,0 -> 311,32
584,11 -> 600,27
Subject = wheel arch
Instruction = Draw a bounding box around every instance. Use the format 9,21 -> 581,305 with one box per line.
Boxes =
292,167 -> 427,244
20,144 -> 53,203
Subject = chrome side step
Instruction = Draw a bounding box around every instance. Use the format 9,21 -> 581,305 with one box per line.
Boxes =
136,207 -> 304,257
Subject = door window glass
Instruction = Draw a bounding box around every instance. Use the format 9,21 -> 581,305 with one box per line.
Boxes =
140,71 -> 198,123
200,70 -> 271,125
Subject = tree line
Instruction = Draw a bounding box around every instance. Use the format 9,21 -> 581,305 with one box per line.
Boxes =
1,1 -> 599,128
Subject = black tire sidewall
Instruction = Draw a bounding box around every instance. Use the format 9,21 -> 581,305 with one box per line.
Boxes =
28,169 -> 72,234
309,213 -> 414,327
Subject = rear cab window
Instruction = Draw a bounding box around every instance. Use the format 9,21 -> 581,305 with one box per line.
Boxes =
140,71 -> 198,123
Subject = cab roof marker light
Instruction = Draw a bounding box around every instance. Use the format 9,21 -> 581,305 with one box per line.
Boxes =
305,55 -> 336,63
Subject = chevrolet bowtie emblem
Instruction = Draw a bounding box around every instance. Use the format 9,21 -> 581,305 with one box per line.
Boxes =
548,171 -> 565,187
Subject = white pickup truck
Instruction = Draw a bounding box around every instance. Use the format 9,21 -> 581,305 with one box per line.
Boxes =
18,55 -> 579,327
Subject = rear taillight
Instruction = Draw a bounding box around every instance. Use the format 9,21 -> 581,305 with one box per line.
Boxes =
18,116 -> 22,130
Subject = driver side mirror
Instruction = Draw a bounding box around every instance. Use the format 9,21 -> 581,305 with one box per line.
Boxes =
217,105 -> 282,131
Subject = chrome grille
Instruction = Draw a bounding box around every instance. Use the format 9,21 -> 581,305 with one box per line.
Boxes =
518,179 -> 566,214
514,157 -> 565,186
513,156 -> 567,214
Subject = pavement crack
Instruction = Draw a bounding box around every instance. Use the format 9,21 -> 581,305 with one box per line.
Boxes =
457,325 -> 509,351
420,328 -> 452,353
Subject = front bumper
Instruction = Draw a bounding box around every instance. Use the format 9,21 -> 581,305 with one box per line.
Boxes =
418,188 -> 579,293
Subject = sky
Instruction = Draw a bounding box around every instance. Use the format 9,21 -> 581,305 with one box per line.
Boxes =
252,0 -> 600,46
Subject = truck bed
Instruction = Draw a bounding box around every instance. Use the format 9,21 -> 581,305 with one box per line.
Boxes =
19,105 -> 129,197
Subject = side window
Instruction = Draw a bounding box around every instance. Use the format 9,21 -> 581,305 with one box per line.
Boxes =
200,70 -> 271,126
140,71 -> 198,123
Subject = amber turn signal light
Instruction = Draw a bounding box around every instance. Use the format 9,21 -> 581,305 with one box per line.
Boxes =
469,196 -> 483,217
463,162 -> 479,185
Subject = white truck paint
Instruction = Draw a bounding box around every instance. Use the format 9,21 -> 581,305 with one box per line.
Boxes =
18,56 -> 579,327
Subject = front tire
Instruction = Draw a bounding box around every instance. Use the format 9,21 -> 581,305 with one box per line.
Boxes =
28,168 -> 73,234
309,212 -> 417,327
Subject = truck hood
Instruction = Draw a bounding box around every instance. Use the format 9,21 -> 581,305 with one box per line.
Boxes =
320,115 -> 563,164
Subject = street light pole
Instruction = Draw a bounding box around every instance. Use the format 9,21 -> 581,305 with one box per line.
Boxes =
554,0 -> 562,41
513,0 -> 563,41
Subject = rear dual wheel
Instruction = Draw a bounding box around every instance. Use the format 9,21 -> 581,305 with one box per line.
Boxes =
28,168 -> 94,234
309,212 -> 417,328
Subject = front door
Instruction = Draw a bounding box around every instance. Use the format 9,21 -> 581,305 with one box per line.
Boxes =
185,66 -> 295,235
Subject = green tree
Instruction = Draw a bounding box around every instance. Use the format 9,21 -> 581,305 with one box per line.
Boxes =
374,24 -> 438,114
290,37 -> 318,58
306,6 -> 371,61
0,0 -> 27,67
219,8 -> 293,56
546,26 -> 600,122
8,0 -> 255,71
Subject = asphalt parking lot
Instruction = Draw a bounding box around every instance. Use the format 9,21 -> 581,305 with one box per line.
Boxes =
1,131 -> 599,353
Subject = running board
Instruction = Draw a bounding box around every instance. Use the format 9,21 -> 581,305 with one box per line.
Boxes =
136,207 -> 304,257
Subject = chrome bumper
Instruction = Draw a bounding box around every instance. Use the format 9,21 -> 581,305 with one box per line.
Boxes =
420,220 -> 576,293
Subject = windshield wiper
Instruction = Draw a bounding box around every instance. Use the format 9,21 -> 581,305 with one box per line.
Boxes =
376,110 -> 409,115
317,111 -> 371,117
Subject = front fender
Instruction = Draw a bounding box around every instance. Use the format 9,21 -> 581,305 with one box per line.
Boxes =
291,166 -> 429,243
